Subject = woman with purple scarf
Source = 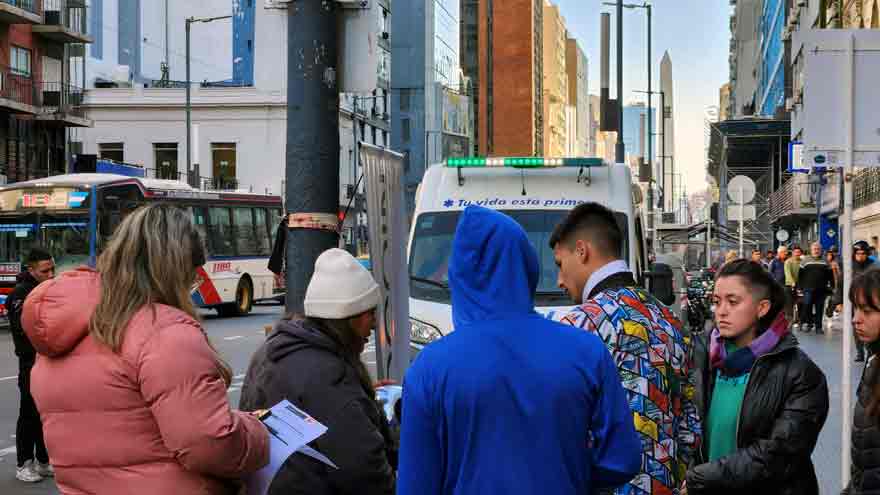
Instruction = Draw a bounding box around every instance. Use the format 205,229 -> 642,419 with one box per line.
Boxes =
682,259 -> 829,495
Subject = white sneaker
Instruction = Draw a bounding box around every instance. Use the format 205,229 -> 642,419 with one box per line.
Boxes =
16,460 -> 44,483
35,461 -> 54,478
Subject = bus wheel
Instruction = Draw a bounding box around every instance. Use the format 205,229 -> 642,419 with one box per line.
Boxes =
219,278 -> 253,317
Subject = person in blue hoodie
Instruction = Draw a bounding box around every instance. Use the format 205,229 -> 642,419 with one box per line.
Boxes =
397,206 -> 640,495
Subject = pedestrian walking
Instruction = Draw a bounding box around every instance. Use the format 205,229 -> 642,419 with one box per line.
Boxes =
769,246 -> 787,286
765,249 -> 775,267
552,202 -> 702,495
7,248 -> 55,483
684,260 -> 829,495
786,245 -> 803,327
239,248 -> 396,495
725,250 -> 738,265
21,205 -> 268,494
797,242 -> 834,334
827,249 -> 841,291
843,268 -> 880,495
397,206 -> 640,495
834,241 -> 876,362
751,249 -> 763,265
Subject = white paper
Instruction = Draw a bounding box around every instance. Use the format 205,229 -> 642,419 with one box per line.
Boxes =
246,400 -> 336,495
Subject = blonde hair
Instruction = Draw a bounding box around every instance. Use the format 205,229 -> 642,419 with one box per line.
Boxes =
90,204 -> 232,384
725,250 -> 738,263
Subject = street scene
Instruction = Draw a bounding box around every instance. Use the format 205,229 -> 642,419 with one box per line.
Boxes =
0,0 -> 878,493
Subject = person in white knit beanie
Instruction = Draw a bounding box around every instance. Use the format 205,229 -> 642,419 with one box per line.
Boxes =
238,247 -> 396,495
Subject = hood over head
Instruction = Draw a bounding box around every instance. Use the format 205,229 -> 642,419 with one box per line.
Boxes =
448,206 -> 539,328
22,268 -> 100,357
265,317 -> 342,363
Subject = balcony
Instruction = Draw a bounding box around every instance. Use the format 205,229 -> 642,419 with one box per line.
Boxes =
0,66 -> 38,114
769,174 -> 815,222
0,0 -> 41,24
854,168 -> 880,210
33,0 -> 92,44
36,81 -> 91,127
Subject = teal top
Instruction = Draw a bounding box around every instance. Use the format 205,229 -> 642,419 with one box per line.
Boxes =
707,342 -> 750,462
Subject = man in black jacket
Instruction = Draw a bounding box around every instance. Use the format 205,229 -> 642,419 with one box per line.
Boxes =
797,242 -> 834,334
8,248 -> 55,483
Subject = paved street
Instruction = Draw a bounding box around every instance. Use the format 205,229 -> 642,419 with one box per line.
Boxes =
0,305 -> 861,494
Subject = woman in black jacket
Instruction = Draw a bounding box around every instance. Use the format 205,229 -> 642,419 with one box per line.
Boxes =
684,259 -> 829,495
239,248 -> 396,495
845,268 -> 880,495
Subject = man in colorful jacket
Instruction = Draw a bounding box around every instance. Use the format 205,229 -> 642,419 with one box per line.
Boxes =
551,202 -> 702,495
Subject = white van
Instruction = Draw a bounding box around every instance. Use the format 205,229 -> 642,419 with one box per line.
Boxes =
406,157 -> 649,349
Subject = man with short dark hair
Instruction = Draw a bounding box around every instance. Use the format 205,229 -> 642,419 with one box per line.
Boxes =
751,249 -> 763,265
8,248 -> 55,483
550,202 -> 701,495
798,242 -> 834,334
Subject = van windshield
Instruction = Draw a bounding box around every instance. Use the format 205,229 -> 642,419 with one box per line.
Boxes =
408,209 -> 629,306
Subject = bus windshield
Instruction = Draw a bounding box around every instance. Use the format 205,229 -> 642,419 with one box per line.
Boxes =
0,214 -> 90,273
409,209 -> 630,307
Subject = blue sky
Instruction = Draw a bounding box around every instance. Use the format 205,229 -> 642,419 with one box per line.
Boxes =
553,0 -> 731,194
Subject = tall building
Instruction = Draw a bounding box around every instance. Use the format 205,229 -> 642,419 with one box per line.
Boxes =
660,51 -> 676,211
588,94 -> 600,156
757,0 -> 786,117
565,37 -> 588,157
704,106 -> 719,177
542,0 -> 566,157
462,0 -> 543,156
728,0 -> 762,117
719,83 -> 731,121
392,0 -> 473,213
622,103 -> 652,167
0,0 -> 92,183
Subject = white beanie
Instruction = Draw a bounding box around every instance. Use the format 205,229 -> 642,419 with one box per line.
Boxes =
304,248 -> 381,320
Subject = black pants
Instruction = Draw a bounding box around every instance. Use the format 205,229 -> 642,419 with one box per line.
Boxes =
801,289 -> 827,330
17,362 -> 48,467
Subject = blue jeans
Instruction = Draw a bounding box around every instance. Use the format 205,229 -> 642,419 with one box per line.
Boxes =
801,289 -> 827,330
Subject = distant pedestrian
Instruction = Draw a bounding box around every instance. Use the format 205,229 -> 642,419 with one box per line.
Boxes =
827,249 -> 841,293
751,249 -> 763,265
797,242 -> 834,334
22,205 -> 268,494
684,260 -> 829,495
786,245 -> 803,326
765,249 -> 775,267
834,241 -> 876,362
769,246 -> 787,286
239,248 -> 396,495
552,202 -> 701,495
725,250 -> 738,265
398,206 -> 640,495
844,268 -> 880,495
7,248 -> 55,483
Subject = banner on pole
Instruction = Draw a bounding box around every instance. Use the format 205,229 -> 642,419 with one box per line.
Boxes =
361,143 -> 411,382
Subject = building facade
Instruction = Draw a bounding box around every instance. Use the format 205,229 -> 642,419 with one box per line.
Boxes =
392,0 -> 473,213
0,0 -> 92,184
565,37 -> 588,157
728,0 -> 762,118
463,0 -> 544,156
74,0 -> 392,251
542,0 -> 566,157
719,83 -> 730,121
757,0 -> 786,117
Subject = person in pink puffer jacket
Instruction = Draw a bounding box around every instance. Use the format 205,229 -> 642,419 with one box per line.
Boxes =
22,204 -> 269,494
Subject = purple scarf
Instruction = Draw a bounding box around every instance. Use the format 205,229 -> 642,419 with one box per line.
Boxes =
709,312 -> 790,377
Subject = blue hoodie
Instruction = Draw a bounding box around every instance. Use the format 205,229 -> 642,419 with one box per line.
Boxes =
397,206 -> 640,495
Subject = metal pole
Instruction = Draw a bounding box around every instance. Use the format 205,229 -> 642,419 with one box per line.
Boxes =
353,97 -> 359,252
706,218 -> 712,269
285,0 -> 340,314
615,0 -> 625,164
842,32 -> 855,489
739,187 -> 744,257
186,18 -> 192,180
165,0 -> 170,66
661,89 -> 666,211
647,4 -> 655,253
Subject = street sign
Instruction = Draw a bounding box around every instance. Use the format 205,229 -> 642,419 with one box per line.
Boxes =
789,141 -> 810,173
727,175 -> 756,204
727,205 -> 756,221
804,149 -> 844,168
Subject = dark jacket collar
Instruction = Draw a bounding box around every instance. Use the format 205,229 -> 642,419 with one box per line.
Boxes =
588,271 -> 637,300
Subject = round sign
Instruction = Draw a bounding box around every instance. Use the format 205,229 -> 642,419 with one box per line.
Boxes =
776,229 -> 790,242
728,175 -> 756,204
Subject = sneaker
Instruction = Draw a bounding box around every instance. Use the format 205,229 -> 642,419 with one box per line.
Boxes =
16,461 -> 44,483
35,462 -> 54,478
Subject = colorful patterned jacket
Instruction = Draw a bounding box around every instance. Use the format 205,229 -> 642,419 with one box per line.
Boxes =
560,272 -> 702,495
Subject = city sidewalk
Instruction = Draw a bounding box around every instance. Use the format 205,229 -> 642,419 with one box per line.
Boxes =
797,313 -> 862,495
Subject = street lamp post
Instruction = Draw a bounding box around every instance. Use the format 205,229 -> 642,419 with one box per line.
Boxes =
186,15 -> 232,186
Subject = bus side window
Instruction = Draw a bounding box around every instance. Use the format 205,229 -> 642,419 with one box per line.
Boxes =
191,206 -> 210,258
208,207 -> 235,257
254,208 -> 271,256
233,207 -> 258,256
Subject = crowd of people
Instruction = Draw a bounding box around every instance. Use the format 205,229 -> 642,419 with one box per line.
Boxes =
6,202 -> 880,494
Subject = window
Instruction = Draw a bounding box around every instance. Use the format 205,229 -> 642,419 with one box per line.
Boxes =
192,207 -> 209,255
268,208 -> 282,248
153,143 -> 179,180
211,143 -> 237,189
402,118 -> 411,142
99,142 -> 124,162
208,207 -> 234,256
11,47 -> 31,76
254,208 -> 271,255
233,207 -> 258,255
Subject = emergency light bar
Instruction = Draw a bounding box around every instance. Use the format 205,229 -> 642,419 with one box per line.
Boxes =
445,157 -> 604,168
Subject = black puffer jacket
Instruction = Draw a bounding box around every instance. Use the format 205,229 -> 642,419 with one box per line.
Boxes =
848,342 -> 880,495
686,332 -> 830,495
239,317 -> 396,495
7,272 -> 39,365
